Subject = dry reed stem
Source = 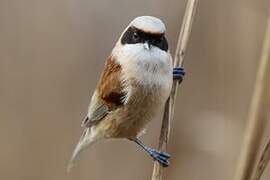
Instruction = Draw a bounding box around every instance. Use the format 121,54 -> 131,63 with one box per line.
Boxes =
151,0 -> 199,180
234,16 -> 270,180
253,139 -> 270,180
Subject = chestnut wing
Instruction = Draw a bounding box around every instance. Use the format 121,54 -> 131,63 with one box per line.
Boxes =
82,56 -> 125,127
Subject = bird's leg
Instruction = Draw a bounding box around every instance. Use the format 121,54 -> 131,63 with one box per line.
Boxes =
130,138 -> 171,167
173,67 -> 185,82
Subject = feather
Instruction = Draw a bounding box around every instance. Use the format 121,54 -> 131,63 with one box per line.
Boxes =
97,56 -> 125,107
68,56 -> 126,171
81,56 -> 125,128
81,104 -> 109,127
67,128 -> 100,172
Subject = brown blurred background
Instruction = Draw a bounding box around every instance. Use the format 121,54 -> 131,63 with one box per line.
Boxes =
0,0 -> 270,180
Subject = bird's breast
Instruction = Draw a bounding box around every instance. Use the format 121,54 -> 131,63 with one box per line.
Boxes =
101,47 -> 173,138
101,68 -> 172,138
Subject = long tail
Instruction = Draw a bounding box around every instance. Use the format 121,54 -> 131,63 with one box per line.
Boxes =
67,128 -> 99,172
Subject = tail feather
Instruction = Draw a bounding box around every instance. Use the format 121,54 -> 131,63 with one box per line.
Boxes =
67,128 -> 98,172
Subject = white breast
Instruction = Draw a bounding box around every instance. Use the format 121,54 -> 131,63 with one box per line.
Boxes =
112,42 -> 173,105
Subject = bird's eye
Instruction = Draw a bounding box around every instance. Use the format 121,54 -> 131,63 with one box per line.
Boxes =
157,37 -> 163,43
133,32 -> 139,40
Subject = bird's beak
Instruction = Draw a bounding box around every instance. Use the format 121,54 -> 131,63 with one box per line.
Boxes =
144,41 -> 151,50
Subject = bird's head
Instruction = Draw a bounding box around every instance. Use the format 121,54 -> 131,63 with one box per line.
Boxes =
120,16 -> 168,52
113,16 -> 171,70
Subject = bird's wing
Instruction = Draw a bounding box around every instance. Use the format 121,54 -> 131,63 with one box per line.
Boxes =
81,56 -> 125,127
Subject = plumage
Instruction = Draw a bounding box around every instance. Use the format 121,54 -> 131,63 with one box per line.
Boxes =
68,16 -> 174,171
97,56 -> 125,108
81,56 -> 124,127
129,16 -> 166,34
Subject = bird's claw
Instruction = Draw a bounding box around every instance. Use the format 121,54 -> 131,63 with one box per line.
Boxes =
173,67 -> 185,81
147,148 -> 171,167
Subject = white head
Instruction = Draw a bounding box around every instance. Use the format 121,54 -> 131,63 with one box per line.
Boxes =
113,16 -> 171,73
129,16 -> 166,34
112,16 -> 172,89
115,16 -> 168,52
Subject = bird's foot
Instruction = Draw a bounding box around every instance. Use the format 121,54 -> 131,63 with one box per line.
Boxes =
147,148 -> 171,167
173,67 -> 185,81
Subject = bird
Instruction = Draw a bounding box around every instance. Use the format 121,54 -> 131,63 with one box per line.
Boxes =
67,16 -> 185,171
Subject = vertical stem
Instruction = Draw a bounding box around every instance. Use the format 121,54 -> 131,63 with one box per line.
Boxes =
151,0 -> 199,180
253,139 -> 270,180
234,16 -> 270,180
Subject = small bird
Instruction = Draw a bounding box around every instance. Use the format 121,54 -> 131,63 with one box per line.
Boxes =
68,16 -> 185,171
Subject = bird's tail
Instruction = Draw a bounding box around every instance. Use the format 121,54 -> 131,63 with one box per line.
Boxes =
67,128 -> 99,172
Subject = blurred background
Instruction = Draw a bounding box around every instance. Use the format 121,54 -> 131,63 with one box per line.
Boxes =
0,0 -> 270,180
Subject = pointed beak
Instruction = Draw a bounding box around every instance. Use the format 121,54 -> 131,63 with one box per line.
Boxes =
144,41 -> 151,50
